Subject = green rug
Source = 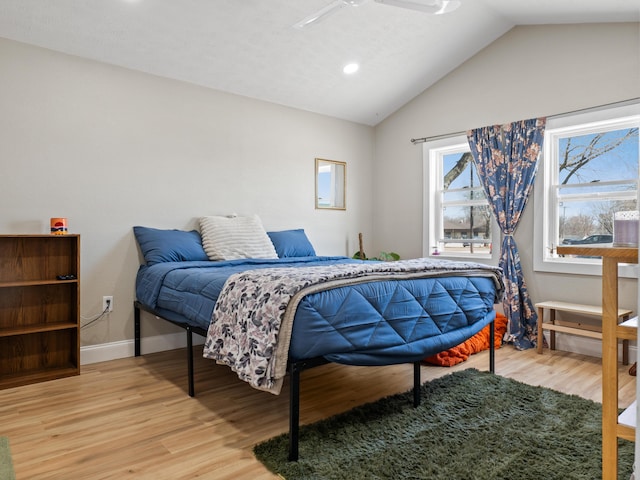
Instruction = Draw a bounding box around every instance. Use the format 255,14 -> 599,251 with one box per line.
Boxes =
254,369 -> 634,480
0,437 -> 16,480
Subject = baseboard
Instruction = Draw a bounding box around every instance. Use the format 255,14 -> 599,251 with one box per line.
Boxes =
80,332 -> 205,365
542,331 -> 637,364
81,331 -> 637,366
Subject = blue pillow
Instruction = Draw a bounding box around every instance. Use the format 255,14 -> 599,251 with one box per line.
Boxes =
267,229 -> 316,258
133,226 -> 209,265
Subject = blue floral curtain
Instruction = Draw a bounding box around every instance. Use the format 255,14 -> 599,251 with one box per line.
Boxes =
467,118 -> 546,349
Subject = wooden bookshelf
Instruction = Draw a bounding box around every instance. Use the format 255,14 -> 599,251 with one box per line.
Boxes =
0,234 -> 80,389
556,245 -> 637,480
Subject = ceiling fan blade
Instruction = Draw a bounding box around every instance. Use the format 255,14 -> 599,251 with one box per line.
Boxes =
373,0 -> 460,15
293,1 -> 348,29
433,0 -> 461,14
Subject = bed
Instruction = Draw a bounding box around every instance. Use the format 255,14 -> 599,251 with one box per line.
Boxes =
133,217 -> 505,460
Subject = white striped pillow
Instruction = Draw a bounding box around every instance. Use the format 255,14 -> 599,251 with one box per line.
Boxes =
199,214 -> 278,261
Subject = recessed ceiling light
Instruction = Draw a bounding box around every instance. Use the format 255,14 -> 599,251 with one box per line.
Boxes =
343,63 -> 359,75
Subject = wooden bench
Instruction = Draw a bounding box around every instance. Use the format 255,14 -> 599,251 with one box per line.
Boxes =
536,300 -> 633,365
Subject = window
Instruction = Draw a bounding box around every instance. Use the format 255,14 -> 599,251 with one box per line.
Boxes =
423,135 -> 495,259
534,103 -> 640,276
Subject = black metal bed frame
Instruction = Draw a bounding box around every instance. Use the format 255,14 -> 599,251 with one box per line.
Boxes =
134,300 -> 495,461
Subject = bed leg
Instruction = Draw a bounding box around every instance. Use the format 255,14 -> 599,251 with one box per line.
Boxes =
134,302 -> 141,357
288,361 -> 301,461
413,361 -> 421,407
187,326 -> 195,398
489,319 -> 495,374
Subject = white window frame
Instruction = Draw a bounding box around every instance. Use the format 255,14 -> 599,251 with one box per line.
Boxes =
423,135 -> 499,262
533,103 -> 640,278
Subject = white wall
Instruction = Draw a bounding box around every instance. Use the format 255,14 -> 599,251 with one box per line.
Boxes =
0,37 -> 375,353
373,23 -> 640,317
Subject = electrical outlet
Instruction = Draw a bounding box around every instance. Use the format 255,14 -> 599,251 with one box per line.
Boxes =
103,296 -> 113,313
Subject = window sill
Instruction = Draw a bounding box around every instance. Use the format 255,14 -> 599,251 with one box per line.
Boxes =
534,256 -> 639,279
429,252 -> 496,264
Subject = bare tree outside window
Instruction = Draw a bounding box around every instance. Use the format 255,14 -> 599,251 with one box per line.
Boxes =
559,129 -> 638,185
440,151 -> 491,255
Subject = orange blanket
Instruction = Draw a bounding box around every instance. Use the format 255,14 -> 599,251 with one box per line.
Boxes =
424,312 -> 508,367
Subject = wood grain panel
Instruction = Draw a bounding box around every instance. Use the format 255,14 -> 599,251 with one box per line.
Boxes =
0,235 -> 80,389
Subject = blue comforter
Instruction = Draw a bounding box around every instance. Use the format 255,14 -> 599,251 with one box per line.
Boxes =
136,256 -> 358,328
136,256 -> 503,369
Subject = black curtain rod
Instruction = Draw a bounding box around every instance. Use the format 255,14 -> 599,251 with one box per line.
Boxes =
410,97 -> 640,144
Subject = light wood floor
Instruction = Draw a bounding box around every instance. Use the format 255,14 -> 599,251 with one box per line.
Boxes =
0,346 -> 635,479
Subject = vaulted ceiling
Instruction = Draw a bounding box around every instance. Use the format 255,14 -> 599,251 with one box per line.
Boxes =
0,0 -> 638,125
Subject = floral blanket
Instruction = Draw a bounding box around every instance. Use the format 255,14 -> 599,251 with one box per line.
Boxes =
202,258 -> 504,394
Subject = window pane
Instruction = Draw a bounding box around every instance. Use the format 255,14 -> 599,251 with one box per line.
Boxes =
558,128 -> 638,185
559,199 -> 637,244
436,151 -> 492,257
443,152 -> 480,190
427,143 -> 493,259
439,204 -> 492,255
555,126 -> 638,250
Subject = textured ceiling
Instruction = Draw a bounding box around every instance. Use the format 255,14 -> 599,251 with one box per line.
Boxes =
0,0 -> 638,125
